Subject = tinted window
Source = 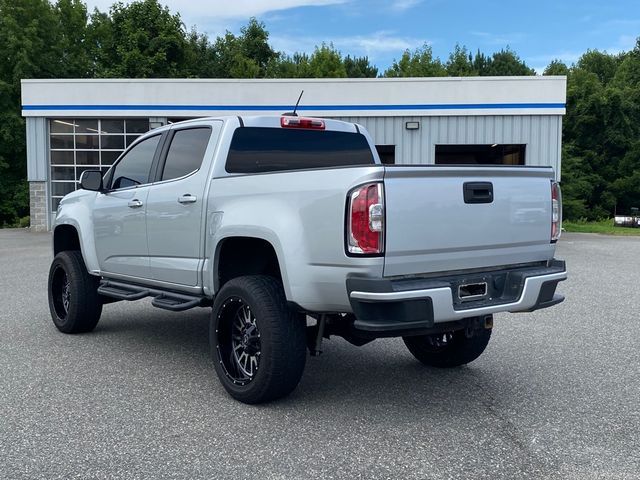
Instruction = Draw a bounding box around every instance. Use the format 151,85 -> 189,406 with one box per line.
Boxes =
161,128 -> 211,181
110,135 -> 161,189
226,127 -> 374,173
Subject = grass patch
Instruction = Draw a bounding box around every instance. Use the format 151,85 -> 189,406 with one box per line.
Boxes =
563,219 -> 640,236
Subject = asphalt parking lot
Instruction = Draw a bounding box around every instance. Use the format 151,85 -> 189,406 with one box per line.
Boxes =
1,229 -> 639,480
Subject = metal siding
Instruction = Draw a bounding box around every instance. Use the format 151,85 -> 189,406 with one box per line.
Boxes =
556,118 -> 563,181
333,115 -> 561,174
26,117 -> 48,181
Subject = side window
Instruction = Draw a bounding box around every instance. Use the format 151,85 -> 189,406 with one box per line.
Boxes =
109,134 -> 161,189
161,128 -> 211,181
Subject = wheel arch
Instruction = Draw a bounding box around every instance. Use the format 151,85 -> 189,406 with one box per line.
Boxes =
52,219 -> 100,273
213,236 -> 286,294
53,224 -> 81,255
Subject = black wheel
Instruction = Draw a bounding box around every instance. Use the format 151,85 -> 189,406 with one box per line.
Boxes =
48,250 -> 102,333
403,319 -> 492,368
210,275 -> 307,404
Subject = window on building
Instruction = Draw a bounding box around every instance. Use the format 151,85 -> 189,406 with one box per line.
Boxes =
109,135 -> 161,189
435,144 -> 526,165
375,145 -> 395,164
49,118 -> 150,211
161,128 -> 211,181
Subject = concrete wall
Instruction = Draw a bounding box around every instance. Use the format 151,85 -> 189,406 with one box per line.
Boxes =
29,182 -> 48,232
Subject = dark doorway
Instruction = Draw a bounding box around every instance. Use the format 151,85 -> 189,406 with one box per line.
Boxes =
375,145 -> 395,164
435,144 -> 525,165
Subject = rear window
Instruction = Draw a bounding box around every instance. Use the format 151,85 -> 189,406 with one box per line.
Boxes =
225,127 -> 375,173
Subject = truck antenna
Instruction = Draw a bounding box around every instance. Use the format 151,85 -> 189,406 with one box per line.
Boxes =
284,90 -> 304,116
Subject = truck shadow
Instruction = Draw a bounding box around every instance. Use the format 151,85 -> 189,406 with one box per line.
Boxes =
92,304 -> 531,416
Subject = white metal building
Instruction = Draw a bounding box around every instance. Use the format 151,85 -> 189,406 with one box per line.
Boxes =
21,76 -> 566,231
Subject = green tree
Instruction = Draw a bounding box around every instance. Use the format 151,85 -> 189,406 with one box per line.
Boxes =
559,38 -> 640,218
208,19 -> 276,78
344,55 -> 378,78
543,60 -> 569,76
471,50 -> 490,75
308,44 -> 347,77
239,18 -> 277,76
211,31 -> 260,78
183,29 -> 218,77
577,49 -> 621,85
266,52 -> 312,78
446,44 -> 476,76
55,0 -> 92,77
384,44 -> 446,77
483,48 -> 535,76
90,0 -> 189,77
0,0 -> 64,226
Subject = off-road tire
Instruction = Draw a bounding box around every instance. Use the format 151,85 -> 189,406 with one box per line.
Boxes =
403,322 -> 492,368
210,275 -> 306,404
48,250 -> 102,333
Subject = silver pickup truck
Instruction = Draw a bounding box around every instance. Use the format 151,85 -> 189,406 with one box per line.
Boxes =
48,115 -> 567,403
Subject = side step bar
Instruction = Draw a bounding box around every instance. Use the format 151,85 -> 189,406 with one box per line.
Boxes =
97,280 -> 209,312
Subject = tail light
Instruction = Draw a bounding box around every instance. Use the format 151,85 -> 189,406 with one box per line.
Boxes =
347,182 -> 384,255
281,116 -> 325,130
551,181 -> 562,242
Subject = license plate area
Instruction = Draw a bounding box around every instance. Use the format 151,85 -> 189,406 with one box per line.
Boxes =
458,282 -> 488,301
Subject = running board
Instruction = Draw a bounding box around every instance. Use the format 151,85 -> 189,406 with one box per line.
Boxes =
98,280 -> 208,312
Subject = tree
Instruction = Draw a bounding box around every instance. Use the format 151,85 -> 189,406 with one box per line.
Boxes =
0,0 -> 64,225
344,55 -> 378,78
55,0 -> 92,77
471,50 -> 490,75
482,48 -> 535,76
543,60 -> 569,76
266,52 -> 312,78
559,38 -> 640,218
211,31 -> 260,78
239,18 -> 277,76
90,0 -> 189,78
207,18 -> 276,78
577,49 -> 621,85
307,44 -> 347,77
384,44 -> 446,77
446,45 -> 476,76
183,29 -> 218,78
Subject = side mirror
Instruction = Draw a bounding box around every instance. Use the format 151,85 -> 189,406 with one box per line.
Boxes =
79,170 -> 104,192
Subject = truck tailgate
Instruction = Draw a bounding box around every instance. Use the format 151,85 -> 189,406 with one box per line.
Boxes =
383,166 -> 556,277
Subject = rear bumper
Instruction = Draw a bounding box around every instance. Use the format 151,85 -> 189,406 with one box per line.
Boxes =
347,260 -> 567,333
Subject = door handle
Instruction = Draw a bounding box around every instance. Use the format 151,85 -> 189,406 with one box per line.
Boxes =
463,182 -> 494,204
127,199 -> 143,208
178,194 -> 197,204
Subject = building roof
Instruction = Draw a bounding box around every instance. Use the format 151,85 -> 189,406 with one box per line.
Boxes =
21,76 -> 566,118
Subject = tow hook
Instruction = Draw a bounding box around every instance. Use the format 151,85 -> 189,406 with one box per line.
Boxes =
484,315 -> 494,329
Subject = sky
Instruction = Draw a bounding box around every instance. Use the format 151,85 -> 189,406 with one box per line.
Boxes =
83,0 -> 640,73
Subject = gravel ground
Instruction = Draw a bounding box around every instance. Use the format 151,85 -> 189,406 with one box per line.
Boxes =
0,229 -> 638,479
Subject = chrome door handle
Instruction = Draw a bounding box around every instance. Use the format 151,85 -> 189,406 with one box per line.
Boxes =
178,194 -> 197,204
127,199 -> 143,208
